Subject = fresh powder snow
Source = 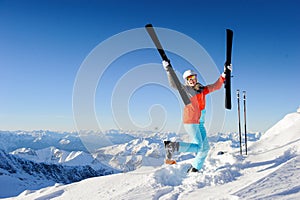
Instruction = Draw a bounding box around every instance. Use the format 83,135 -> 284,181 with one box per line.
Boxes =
1,110 -> 300,199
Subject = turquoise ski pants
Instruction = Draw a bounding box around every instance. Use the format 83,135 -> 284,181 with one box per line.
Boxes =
178,110 -> 210,170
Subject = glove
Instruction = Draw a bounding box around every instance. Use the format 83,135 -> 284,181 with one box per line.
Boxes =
222,64 -> 232,78
162,60 -> 170,71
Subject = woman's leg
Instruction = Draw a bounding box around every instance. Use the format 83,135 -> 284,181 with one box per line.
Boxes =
192,122 -> 210,170
179,110 -> 210,170
179,124 -> 202,153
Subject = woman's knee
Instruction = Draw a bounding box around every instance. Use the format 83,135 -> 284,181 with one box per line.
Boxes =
202,140 -> 210,153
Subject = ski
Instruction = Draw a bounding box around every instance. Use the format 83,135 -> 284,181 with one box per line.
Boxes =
145,24 -> 191,105
225,29 -> 233,110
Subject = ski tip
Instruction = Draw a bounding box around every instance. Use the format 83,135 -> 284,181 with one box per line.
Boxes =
145,23 -> 153,28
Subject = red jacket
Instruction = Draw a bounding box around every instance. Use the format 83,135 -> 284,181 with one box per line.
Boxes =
183,76 -> 225,124
166,67 -> 225,124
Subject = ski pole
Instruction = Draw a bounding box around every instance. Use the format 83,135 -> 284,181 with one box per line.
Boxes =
237,90 -> 242,155
243,91 -> 248,155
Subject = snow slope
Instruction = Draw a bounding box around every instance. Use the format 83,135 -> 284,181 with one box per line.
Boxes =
4,111 -> 300,200
0,149 -> 116,198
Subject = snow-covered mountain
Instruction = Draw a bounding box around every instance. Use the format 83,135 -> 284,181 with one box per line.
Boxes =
10,146 -> 109,170
0,130 -> 87,152
0,130 -> 136,153
0,149 -> 117,198
1,110 -> 300,199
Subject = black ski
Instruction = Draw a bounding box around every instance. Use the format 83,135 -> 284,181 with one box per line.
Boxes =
225,29 -> 233,110
145,24 -> 191,105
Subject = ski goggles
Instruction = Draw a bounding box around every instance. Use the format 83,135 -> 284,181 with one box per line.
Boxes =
186,75 -> 197,81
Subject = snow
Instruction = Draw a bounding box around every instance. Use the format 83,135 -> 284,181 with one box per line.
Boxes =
1,110 -> 300,199
10,147 -> 99,169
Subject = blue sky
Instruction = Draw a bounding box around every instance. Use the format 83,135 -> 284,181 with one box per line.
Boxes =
0,0 -> 299,133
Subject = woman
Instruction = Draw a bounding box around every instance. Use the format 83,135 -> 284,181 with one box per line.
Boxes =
162,60 -> 231,173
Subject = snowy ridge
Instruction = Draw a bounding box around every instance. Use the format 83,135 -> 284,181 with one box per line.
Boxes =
0,130 -> 137,153
0,149 -> 117,198
1,111 -> 300,199
0,130 -> 87,152
10,147 -> 107,170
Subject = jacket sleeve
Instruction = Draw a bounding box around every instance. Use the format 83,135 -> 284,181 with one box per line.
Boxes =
203,75 -> 225,95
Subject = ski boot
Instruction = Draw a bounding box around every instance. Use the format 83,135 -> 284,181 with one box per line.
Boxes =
164,141 -> 179,165
187,165 -> 199,173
